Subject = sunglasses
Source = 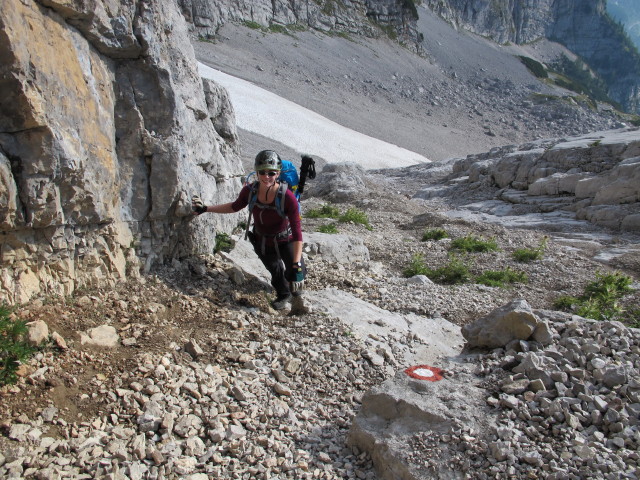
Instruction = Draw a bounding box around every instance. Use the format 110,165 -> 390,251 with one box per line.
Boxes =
258,170 -> 278,177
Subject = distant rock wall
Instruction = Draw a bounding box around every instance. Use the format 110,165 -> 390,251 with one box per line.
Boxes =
424,0 -> 640,115
450,128 -> 640,232
0,0 -> 244,304
178,0 -> 421,51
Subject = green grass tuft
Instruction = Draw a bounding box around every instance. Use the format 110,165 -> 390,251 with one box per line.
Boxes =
476,268 -> 528,288
269,24 -> 288,34
1,304 -> 36,386
403,254 -> 471,285
427,255 -> 472,285
513,237 -> 548,262
243,21 -> 263,30
339,208 -> 372,231
317,223 -> 339,234
422,228 -> 448,241
214,233 -> 233,253
554,271 -> 634,322
584,271 -> 632,299
451,235 -> 499,253
403,253 -> 430,277
306,204 -> 341,219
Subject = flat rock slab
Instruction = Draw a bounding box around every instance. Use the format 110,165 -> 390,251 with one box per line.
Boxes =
307,287 -> 463,366
80,325 -> 119,348
221,237 -> 271,286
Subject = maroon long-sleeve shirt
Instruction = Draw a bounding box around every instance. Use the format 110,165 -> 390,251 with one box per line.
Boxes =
232,184 -> 302,242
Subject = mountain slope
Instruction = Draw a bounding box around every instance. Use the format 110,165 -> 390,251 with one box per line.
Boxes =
195,7 -> 625,164
424,0 -> 640,114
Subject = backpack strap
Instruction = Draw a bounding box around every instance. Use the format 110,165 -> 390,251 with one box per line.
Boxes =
244,181 -> 260,240
274,181 -> 288,218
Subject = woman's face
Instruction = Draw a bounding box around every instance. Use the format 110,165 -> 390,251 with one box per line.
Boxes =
258,169 -> 279,187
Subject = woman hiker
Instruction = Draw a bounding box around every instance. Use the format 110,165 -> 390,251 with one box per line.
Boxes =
192,150 -> 307,313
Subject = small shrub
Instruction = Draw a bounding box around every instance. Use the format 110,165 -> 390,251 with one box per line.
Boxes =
403,253 -> 430,277
269,24 -> 287,34
451,235 -> 499,253
243,21 -> 263,30
0,305 -> 36,386
575,297 -> 622,322
584,271 -> 632,300
626,307 -> 640,329
554,295 -> 579,311
426,255 -> 471,285
476,268 -> 528,288
422,228 -> 448,241
214,233 -> 233,253
317,223 -> 339,234
513,236 -> 548,262
339,208 -> 372,230
518,56 -> 548,79
553,271 -> 634,322
306,204 -> 340,219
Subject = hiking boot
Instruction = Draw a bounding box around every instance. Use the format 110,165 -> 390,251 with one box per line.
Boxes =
271,294 -> 292,310
289,295 -> 311,316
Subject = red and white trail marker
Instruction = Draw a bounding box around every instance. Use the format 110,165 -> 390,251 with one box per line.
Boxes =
405,365 -> 444,382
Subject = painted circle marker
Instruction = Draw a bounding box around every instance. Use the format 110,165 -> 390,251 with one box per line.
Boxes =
405,365 -> 444,382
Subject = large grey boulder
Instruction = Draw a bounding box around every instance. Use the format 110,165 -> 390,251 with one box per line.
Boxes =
348,365 -> 497,480
462,298 -> 552,348
308,288 -> 463,367
305,162 -> 368,202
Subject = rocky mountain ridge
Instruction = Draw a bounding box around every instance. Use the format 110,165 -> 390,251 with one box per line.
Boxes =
181,0 -> 640,114
423,0 -> 640,114
178,0 -> 421,51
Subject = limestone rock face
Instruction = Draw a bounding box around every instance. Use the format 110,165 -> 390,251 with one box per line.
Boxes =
0,0 -> 244,304
446,128 -> 640,232
178,0 -> 420,52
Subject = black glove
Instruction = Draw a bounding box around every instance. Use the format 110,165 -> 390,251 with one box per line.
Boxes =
290,262 -> 305,292
192,195 -> 207,215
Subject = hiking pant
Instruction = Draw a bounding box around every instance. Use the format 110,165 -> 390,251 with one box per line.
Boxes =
249,234 -> 306,297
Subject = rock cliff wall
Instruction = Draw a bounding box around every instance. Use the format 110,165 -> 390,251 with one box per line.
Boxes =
424,0 -> 640,114
178,0 -> 421,51
0,0 -> 244,304
441,128 -> 640,232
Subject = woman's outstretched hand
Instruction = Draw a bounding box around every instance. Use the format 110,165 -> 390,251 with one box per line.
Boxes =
191,195 -> 207,215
